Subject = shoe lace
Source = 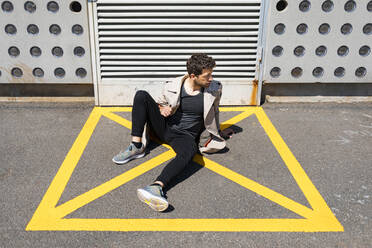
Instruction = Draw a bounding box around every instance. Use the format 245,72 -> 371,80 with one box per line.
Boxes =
119,144 -> 133,155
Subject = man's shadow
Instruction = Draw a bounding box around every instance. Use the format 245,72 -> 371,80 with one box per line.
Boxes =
145,125 -> 243,212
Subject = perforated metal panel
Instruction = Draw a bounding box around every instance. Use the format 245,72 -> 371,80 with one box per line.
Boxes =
0,0 -> 92,83
262,0 -> 372,83
93,0 -> 264,105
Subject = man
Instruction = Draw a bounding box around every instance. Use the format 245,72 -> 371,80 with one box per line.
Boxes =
113,53 -> 231,212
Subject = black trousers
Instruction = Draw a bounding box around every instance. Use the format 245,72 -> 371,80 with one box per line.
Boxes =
131,90 -> 198,187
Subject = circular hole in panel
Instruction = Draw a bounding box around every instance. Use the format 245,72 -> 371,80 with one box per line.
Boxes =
368,1 -> 372,12
11,68 -> 23,78
76,68 -> 87,78
54,68 -> 65,78
363,23 -> 372,35
47,1 -> 59,13
27,24 -> 39,35
355,67 -> 367,77
72,24 -> 83,35
297,23 -> 308,34
74,46 -> 85,57
322,0 -> 334,12
291,67 -> 303,78
276,0 -> 288,11
344,0 -> 356,12
299,0 -> 311,12
294,46 -> 305,57
272,46 -> 283,57
313,67 -> 324,78
70,1 -> 82,12
319,23 -> 331,34
30,46 -> 42,57
270,67 -> 281,78
359,45 -> 371,56
341,23 -> 353,35
274,23 -> 286,34
33,68 -> 44,78
334,67 -> 345,77
2,1 -> 13,12
49,24 -> 61,35
337,46 -> 349,56
24,1 -> 36,13
5,24 -> 17,35
8,46 -> 20,57
52,47 -> 63,57
316,45 -> 327,56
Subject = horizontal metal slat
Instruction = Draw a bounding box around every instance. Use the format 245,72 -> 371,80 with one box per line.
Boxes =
100,66 -> 253,71
98,31 -> 258,36
101,78 -> 254,82
100,54 -> 256,60
100,54 -> 258,59
99,37 -> 258,42
100,60 -> 254,65
98,12 -> 260,18
98,18 -> 259,23
99,43 -> 258,48
97,0 -> 260,4
101,71 -> 255,76
97,6 -> 260,11
98,24 -> 258,30
100,48 -> 257,54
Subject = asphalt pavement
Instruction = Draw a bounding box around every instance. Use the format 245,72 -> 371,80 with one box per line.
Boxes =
0,102 -> 371,247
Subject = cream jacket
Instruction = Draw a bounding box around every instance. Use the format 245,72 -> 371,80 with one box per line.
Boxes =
156,74 -> 226,153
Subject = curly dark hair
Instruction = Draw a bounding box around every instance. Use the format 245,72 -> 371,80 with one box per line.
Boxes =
186,53 -> 216,76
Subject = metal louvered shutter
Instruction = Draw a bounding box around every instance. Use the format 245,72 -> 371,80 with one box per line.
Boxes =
90,0 -> 264,105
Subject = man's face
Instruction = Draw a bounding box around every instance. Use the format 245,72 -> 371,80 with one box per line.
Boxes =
193,68 -> 214,88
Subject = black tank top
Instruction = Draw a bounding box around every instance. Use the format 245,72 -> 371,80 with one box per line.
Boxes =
167,84 -> 204,138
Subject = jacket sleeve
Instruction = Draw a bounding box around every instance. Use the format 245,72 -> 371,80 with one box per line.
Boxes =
156,81 -> 169,106
214,83 -> 222,133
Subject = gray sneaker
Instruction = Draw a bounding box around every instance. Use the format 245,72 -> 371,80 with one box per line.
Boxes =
112,143 -> 145,164
137,185 -> 169,212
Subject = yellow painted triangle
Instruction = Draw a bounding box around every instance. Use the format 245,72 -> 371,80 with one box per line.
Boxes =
26,107 -> 343,232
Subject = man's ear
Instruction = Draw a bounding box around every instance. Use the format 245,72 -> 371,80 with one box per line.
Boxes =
189,73 -> 196,80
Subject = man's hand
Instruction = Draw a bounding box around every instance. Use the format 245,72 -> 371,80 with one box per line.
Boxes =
159,105 -> 172,117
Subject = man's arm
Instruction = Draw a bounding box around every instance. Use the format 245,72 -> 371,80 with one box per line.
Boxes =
214,83 -> 233,139
157,81 -> 172,117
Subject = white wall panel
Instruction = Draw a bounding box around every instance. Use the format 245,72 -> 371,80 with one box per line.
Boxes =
263,0 -> 372,83
0,0 -> 92,83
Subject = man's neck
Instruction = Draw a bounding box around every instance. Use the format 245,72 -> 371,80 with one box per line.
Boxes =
184,77 -> 201,92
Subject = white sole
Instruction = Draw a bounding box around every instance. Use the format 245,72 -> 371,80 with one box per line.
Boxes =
137,188 -> 169,212
112,152 -> 145,165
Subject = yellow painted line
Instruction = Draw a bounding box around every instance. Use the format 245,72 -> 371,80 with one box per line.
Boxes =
102,106 -> 255,132
102,111 -> 173,150
220,107 -> 256,112
220,108 -> 255,130
103,111 -> 132,130
255,108 -> 343,225
31,218 -> 332,232
194,155 -> 314,219
95,107 -> 132,113
26,108 -> 102,228
54,150 -> 175,219
27,106 -> 343,232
